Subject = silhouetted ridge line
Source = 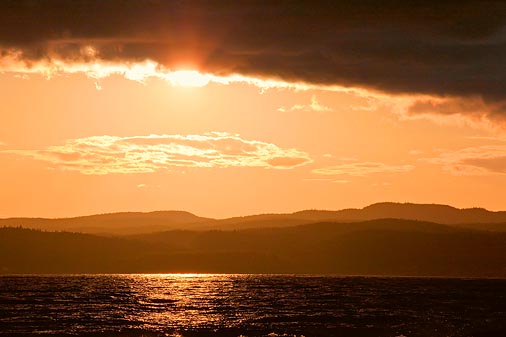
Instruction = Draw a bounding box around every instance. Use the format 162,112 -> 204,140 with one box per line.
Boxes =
1,202 -> 506,235
0,210 -> 214,235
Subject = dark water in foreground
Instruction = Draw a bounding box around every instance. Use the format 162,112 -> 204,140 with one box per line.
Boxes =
0,275 -> 505,337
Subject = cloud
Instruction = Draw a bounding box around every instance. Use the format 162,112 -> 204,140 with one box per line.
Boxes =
277,95 -> 332,112
303,178 -> 349,184
399,96 -> 506,128
0,51 -> 324,92
423,145 -> 506,175
372,182 -> 392,187
1,1 -> 506,120
2,132 -> 312,175
313,162 -> 414,177
333,180 -> 350,184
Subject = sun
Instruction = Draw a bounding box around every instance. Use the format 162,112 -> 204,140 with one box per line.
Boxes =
166,70 -> 211,87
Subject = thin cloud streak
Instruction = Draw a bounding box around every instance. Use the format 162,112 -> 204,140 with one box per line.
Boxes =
277,95 -> 332,113
302,178 -> 349,184
313,162 -> 414,177
3,133 -> 312,175
423,145 -> 506,175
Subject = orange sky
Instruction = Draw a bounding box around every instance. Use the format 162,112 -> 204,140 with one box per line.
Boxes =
1,65 -> 506,218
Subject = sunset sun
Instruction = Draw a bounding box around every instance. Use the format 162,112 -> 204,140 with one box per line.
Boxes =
166,70 -> 211,87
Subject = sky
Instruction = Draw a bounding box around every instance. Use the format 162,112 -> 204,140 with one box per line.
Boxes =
1,1 -> 506,218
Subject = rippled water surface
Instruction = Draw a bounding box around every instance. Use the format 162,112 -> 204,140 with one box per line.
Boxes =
0,275 -> 505,337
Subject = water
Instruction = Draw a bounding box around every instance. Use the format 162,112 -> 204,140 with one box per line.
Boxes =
0,275 -> 505,337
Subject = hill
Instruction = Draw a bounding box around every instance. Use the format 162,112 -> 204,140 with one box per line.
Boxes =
2,202 -> 506,235
328,202 -> 506,224
189,202 -> 506,231
1,219 -> 505,277
0,211 -> 213,235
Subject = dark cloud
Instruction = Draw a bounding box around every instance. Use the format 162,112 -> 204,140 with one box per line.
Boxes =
1,1 -> 506,107
405,96 -> 506,121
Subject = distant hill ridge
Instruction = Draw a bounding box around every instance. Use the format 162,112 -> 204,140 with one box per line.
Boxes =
1,202 -> 506,235
298,202 -> 506,224
0,210 -> 213,234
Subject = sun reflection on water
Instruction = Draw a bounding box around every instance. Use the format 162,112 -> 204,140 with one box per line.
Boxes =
138,273 -> 223,278
127,274 -> 248,330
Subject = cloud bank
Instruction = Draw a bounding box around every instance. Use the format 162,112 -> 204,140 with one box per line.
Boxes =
3,133 -> 311,175
1,1 -> 506,120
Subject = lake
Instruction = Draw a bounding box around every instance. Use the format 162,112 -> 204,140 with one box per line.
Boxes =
0,274 -> 505,336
